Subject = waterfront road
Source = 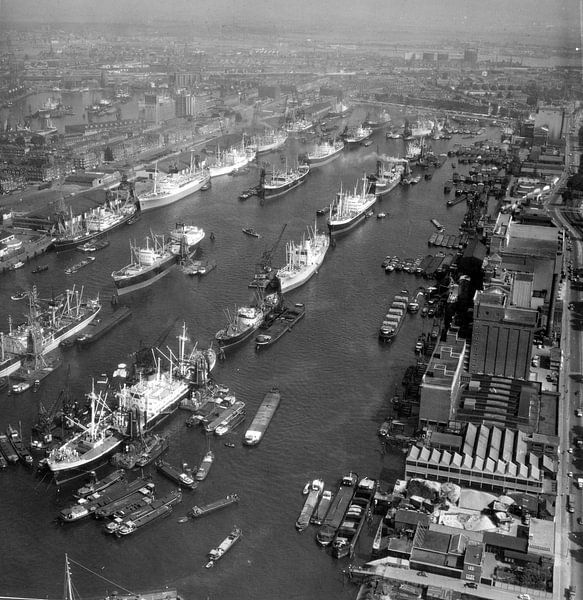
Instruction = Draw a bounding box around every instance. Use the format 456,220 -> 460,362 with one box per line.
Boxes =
348,564 -> 552,600
559,237 -> 583,599
547,107 -> 583,600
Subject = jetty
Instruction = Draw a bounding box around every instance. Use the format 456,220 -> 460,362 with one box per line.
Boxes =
190,493 -> 240,518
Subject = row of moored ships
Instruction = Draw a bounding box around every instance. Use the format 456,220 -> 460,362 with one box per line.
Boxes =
44,325 -> 216,482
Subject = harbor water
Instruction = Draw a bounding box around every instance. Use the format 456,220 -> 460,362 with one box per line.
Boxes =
0,118 -> 493,599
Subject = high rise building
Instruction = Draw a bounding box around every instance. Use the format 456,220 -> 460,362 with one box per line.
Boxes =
175,93 -> 196,118
464,48 -> 479,64
469,283 -> 538,379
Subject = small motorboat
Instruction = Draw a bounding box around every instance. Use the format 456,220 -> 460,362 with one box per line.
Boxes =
11,381 -> 31,394
10,290 -> 27,301
242,227 -> 260,238
377,212 -> 387,219
31,264 -> 48,274
10,261 -> 25,270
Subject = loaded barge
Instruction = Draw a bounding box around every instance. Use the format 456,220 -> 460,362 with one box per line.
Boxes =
316,472 -> 358,546
76,306 -> 132,346
243,386 -> 281,445
255,304 -> 305,349
190,493 -> 239,518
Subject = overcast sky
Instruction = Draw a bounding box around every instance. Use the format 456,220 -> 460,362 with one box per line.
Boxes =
1,0 -> 580,46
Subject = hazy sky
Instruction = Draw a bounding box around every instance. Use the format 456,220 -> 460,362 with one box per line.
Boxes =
1,0 -> 580,46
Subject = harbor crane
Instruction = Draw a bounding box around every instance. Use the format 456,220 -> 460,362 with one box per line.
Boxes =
248,223 -> 288,289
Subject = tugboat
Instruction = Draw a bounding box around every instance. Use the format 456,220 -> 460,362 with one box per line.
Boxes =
205,526 -> 242,568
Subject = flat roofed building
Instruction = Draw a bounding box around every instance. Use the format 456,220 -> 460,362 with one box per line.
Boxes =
469,284 -> 538,380
419,329 -> 467,428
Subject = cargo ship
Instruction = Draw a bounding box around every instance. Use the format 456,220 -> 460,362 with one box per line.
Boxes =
247,129 -> 288,154
111,233 -> 178,296
215,291 -> 282,351
116,325 -> 216,432
168,222 -> 205,255
260,163 -> 310,200
208,144 -> 251,178
243,386 -> 281,445
138,156 -> 210,212
307,138 -> 344,167
367,160 -> 406,196
327,175 -> 377,235
52,188 -> 138,252
276,224 -> 329,293
342,124 -> 373,146
1,285 -> 101,361
379,291 -> 409,342
47,378 -> 126,480
316,472 -> 358,546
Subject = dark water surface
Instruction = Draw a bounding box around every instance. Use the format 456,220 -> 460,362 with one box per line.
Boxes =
0,120 -> 489,599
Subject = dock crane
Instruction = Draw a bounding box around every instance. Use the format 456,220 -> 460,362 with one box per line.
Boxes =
248,223 -> 287,289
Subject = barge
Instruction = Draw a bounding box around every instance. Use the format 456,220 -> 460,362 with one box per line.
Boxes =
316,472 -> 358,546
190,493 -> 240,518
155,459 -> 198,490
76,307 -> 132,346
255,304 -> 305,349
243,386 -> 281,446
331,477 -> 377,558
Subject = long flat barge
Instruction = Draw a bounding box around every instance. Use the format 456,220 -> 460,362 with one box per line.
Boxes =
76,306 -> 132,346
316,473 -> 358,546
94,485 -> 155,519
243,386 -> 281,445
59,477 -> 154,522
204,400 -> 246,433
155,459 -> 198,490
255,304 -> 305,350
190,493 -> 240,518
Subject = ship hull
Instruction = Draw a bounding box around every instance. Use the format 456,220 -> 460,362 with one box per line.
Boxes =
113,255 -> 177,296
255,138 -> 287,154
0,356 -> 22,377
327,195 -> 377,235
43,307 -> 102,353
216,321 -> 263,350
49,435 -> 124,475
52,209 -> 137,252
373,177 -> 401,197
138,173 -> 210,211
263,169 -> 310,200
209,156 -> 249,178
307,146 -> 344,167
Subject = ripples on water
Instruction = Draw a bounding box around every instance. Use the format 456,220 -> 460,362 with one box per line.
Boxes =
0,118 -> 487,599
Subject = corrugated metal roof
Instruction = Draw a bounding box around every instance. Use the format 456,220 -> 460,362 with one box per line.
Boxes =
475,424 -> 490,459
451,453 -> 463,467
